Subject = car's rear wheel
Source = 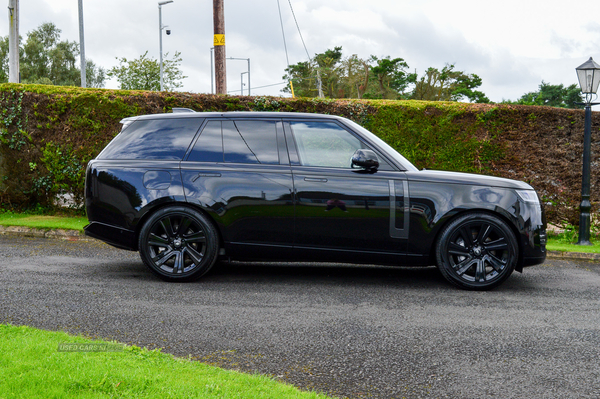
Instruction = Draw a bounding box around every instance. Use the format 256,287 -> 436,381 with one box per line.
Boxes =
138,206 -> 219,282
435,213 -> 518,290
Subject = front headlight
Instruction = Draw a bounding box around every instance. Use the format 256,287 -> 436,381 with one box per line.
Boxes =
516,189 -> 540,205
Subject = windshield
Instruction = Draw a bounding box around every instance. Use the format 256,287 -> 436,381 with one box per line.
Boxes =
343,119 -> 419,171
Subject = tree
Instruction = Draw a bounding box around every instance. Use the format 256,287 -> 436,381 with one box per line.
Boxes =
85,60 -> 106,88
282,47 -> 416,100
507,81 -> 583,109
0,22 -> 105,87
0,36 -> 9,82
339,54 -> 370,99
412,64 -> 489,103
313,46 -> 343,98
365,56 -> 416,99
282,60 -> 316,97
108,51 -> 185,91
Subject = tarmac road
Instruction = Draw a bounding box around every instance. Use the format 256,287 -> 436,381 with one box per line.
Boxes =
1,235 -> 599,399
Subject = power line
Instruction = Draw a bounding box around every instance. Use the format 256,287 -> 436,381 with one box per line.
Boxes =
227,81 -> 287,94
285,0 -> 323,97
277,0 -> 290,68
287,0 -> 310,61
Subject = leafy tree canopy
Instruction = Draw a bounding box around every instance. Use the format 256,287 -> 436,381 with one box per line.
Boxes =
504,81 -> 583,109
0,22 -> 105,87
411,63 -> 489,103
107,51 -> 186,91
282,47 -> 417,100
282,49 -> 486,102
365,56 -> 417,100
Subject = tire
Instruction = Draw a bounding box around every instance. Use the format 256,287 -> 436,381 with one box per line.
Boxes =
138,206 -> 219,282
435,213 -> 518,290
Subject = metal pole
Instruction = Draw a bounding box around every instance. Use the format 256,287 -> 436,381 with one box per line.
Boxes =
158,1 -> 173,91
210,47 -> 214,94
577,99 -> 594,245
159,4 -> 164,91
240,71 -> 247,96
8,0 -> 19,83
78,0 -> 86,87
227,57 -> 250,95
213,0 -> 226,94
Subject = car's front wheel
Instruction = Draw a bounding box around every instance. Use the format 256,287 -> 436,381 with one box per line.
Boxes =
435,213 -> 518,290
138,206 -> 219,282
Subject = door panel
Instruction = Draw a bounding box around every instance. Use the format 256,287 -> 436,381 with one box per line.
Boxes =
293,168 -> 401,252
284,119 -> 408,255
182,119 -> 294,248
181,164 -> 294,246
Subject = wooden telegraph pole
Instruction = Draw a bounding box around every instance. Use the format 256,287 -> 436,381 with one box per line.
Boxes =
213,0 -> 226,94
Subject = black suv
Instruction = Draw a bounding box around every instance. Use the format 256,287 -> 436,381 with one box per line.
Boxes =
85,110 -> 546,289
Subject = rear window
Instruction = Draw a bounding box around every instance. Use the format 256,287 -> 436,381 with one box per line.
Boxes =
97,118 -> 203,160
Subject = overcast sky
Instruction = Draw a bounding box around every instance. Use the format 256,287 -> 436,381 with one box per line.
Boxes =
3,0 -> 600,102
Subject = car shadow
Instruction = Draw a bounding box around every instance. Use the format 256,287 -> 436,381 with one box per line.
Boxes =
98,257 -> 534,293
205,260 -> 450,290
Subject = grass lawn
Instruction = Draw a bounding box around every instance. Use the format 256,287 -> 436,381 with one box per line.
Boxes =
0,324 -> 331,399
546,235 -> 600,253
0,212 -> 87,231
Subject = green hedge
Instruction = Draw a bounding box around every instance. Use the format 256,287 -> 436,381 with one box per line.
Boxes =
0,83 -> 596,225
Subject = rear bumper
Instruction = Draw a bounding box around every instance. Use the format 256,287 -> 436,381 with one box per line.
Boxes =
84,222 -> 137,251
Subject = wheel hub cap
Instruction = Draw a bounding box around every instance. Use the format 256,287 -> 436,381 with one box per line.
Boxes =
473,246 -> 482,256
173,237 -> 182,248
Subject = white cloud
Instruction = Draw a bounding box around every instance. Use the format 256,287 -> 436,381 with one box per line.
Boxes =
2,0 -> 598,101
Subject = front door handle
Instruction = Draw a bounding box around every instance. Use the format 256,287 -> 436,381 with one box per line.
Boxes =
304,177 -> 328,182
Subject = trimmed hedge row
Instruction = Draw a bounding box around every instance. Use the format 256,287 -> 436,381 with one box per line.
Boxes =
0,83 -> 598,226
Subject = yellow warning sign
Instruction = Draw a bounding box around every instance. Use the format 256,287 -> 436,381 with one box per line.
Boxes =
214,34 -> 225,46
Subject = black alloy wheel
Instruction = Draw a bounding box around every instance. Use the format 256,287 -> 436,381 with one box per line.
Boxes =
435,213 -> 518,290
138,206 -> 219,282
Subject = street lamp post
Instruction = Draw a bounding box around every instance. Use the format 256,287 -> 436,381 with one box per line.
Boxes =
575,57 -> 600,245
227,57 -> 250,95
241,71 -> 248,95
158,0 -> 173,91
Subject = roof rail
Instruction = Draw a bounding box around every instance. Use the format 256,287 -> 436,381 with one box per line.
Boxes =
172,108 -> 196,113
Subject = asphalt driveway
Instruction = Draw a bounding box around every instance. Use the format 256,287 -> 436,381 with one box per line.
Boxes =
1,235 -> 599,398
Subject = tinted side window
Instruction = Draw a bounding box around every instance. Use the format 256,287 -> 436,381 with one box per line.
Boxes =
187,121 -> 223,162
188,120 -> 280,164
224,120 -> 279,164
98,118 -> 202,160
290,121 -> 362,168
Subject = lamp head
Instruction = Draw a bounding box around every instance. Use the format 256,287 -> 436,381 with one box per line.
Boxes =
576,57 -> 600,94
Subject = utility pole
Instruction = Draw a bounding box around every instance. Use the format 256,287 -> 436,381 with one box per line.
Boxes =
213,0 -> 226,94
8,0 -> 19,83
78,0 -> 86,87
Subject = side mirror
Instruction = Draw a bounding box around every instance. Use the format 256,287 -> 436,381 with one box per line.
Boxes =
351,149 -> 379,172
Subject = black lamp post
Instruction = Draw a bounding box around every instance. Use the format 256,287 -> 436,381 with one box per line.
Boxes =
575,57 -> 600,245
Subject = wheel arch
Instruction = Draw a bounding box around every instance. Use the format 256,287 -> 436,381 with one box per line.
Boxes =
133,201 -> 224,253
429,208 -> 525,272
